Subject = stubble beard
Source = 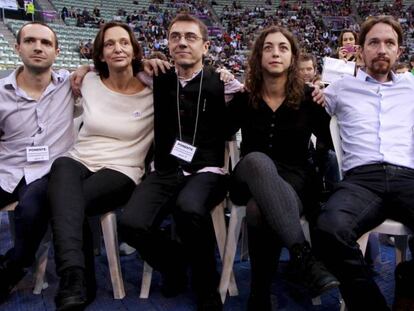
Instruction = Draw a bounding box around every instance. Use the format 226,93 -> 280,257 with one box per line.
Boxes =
370,60 -> 391,76
25,61 -> 53,75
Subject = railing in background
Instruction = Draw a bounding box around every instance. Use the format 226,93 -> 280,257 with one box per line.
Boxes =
1,6 -> 60,23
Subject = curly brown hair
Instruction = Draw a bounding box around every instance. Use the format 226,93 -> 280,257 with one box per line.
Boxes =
245,26 -> 304,109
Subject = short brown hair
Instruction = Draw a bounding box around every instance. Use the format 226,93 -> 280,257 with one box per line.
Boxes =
246,26 -> 304,110
92,21 -> 143,78
359,16 -> 403,47
299,53 -> 317,70
168,13 -> 209,42
394,62 -> 410,71
17,22 -> 59,48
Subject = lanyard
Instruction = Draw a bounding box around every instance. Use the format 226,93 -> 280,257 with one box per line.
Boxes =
176,69 -> 204,146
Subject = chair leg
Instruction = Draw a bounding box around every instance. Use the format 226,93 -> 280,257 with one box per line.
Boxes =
101,212 -> 125,299
340,298 -> 347,311
211,202 -> 238,297
357,232 -> 370,257
139,261 -> 153,299
33,228 -> 51,294
218,204 -> 245,303
239,218 -> 249,261
300,218 -> 311,245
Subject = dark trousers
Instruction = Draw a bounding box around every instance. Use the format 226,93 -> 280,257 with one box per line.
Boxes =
230,152 -> 306,248
230,152 -> 306,296
119,169 -> 227,296
48,157 -> 135,274
245,200 -> 283,297
314,163 -> 414,311
0,176 -> 50,267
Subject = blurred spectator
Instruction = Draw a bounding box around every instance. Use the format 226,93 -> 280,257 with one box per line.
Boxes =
79,39 -> 92,59
298,53 -> 321,85
61,6 -> 68,21
93,6 -> 101,18
336,29 -> 358,61
394,62 -> 411,74
69,6 -> 77,18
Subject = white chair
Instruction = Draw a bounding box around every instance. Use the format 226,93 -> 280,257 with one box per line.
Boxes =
1,202 -> 125,299
100,211 -> 126,299
139,141 -> 239,299
330,115 -> 412,311
218,201 -> 319,304
218,140 -> 322,305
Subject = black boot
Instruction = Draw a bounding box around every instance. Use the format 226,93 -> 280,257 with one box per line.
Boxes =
393,260 -> 414,311
290,241 -> 340,296
197,291 -> 223,311
247,293 -> 272,311
160,268 -> 188,298
0,255 -> 26,303
55,267 -> 88,311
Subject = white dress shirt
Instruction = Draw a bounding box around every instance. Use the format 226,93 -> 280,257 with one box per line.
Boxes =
324,70 -> 414,172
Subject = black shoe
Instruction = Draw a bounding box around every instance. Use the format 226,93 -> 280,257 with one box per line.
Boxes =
197,291 -> 223,311
160,269 -> 188,298
0,255 -> 26,303
290,241 -> 340,296
393,260 -> 414,311
247,293 -> 272,311
55,267 -> 88,311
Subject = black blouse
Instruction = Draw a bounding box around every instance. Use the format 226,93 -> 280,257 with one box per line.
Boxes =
226,87 -> 332,204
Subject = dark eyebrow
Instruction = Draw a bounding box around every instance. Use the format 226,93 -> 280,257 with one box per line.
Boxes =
23,36 -> 53,44
41,39 -> 53,45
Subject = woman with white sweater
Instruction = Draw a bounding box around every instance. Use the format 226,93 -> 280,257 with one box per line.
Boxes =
48,22 -> 154,311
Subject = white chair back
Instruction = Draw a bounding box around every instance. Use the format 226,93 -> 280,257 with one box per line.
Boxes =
329,115 -> 343,179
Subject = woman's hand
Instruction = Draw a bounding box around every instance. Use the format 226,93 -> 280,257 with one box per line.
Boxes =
338,45 -> 358,61
142,59 -> 171,76
70,65 -> 91,97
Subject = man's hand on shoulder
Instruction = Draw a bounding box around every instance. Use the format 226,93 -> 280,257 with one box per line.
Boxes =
70,65 -> 92,97
142,59 -> 171,77
216,67 -> 235,84
311,83 -> 326,107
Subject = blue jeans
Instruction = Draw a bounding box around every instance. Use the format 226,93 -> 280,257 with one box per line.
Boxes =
0,176 -> 50,267
315,163 -> 414,311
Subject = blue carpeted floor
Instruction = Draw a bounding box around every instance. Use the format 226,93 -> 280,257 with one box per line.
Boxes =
0,213 -> 403,311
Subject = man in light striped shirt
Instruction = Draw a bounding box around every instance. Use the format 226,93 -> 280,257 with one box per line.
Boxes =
0,22 -> 76,303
